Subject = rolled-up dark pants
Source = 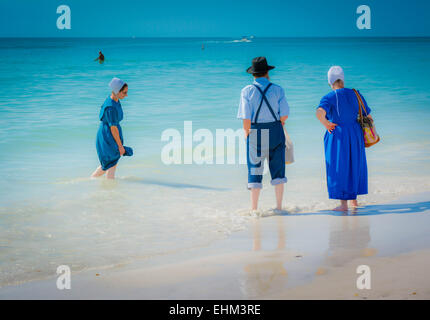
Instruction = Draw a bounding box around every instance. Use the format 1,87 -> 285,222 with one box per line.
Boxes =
246,120 -> 287,189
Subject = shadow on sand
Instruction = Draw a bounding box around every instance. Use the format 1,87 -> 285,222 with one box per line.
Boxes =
273,201 -> 430,217
125,177 -> 229,191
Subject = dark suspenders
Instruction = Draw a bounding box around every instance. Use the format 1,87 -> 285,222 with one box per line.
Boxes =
252,83 -> 278,124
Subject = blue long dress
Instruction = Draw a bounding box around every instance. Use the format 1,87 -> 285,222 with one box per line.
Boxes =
96,97 -> 124,171
318,88 -> 371,200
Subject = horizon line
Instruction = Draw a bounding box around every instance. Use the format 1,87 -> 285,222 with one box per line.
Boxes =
1,36 -> 430,39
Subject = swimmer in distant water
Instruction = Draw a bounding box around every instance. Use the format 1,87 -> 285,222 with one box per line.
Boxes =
202,44 -> 205,50
94,51 -> 105,63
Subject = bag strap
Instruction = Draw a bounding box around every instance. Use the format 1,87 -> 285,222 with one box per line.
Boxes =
253,83 -> 277,123
353,89 -> 367,126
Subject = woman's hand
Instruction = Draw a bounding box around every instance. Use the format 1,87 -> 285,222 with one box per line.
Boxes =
324,121 -> 337,133
110,125 -> 125,155
316,108 -> 337,133
119,145 -> 125,156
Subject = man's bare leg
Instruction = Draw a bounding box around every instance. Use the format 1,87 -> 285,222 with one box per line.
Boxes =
251,188 -> 261,210
274,184 -> 284,210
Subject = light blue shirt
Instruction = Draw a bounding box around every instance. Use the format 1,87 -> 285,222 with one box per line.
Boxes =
237,77 -> 290,123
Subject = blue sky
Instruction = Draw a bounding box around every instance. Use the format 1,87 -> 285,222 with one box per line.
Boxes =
1,0 -> 429,37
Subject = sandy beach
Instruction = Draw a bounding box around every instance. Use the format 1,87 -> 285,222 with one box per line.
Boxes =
1,192 -> 429,300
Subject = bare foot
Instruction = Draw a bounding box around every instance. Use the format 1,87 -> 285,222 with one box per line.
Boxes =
250,209 -> 261,217
333,205 -> 348,212
91,166 -> 105,178
350,200 -> 359,207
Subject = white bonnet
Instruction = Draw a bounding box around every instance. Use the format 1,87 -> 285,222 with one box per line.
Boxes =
109,77 -> 125,94
327,66 -> 344,86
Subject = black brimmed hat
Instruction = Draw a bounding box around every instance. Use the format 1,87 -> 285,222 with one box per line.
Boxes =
246,56 -> 275,74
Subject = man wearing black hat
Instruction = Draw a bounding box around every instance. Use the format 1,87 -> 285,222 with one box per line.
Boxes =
237,57 -> 290,212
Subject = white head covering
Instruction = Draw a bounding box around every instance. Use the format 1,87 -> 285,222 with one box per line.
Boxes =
109,77 -> 125,94
327,66 -> 344,86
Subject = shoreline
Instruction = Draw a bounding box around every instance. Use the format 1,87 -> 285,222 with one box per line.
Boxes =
1,192 -> 430,299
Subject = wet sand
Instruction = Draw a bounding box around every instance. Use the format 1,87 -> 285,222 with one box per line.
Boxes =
1,192 -> 430,300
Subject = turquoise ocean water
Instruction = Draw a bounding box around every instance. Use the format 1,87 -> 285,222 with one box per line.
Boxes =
1,37 -> 430,286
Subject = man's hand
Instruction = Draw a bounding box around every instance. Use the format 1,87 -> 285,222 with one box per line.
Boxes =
280,115 -> 288,126
243,119 -> 251,139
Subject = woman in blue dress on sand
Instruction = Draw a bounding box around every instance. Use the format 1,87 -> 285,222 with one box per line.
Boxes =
316,66 -> 373,211
91,77 -> 131,179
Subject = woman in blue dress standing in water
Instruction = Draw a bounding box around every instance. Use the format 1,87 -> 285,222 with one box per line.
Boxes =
316,66 -> 373,211
91,77 -> 131,179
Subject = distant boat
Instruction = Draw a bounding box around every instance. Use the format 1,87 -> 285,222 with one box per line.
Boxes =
233,36 -> 252,43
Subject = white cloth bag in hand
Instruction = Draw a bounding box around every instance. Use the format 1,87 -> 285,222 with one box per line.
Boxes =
283,126 -> 294,164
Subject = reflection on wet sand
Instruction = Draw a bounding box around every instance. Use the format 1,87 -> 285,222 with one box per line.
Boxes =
240,211 -> 379,298
240,217 -> 289,298
317,212 -> 377,274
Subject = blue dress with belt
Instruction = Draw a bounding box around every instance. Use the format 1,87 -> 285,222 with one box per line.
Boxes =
318,88 -> 371,200
96,97 -> 124,171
